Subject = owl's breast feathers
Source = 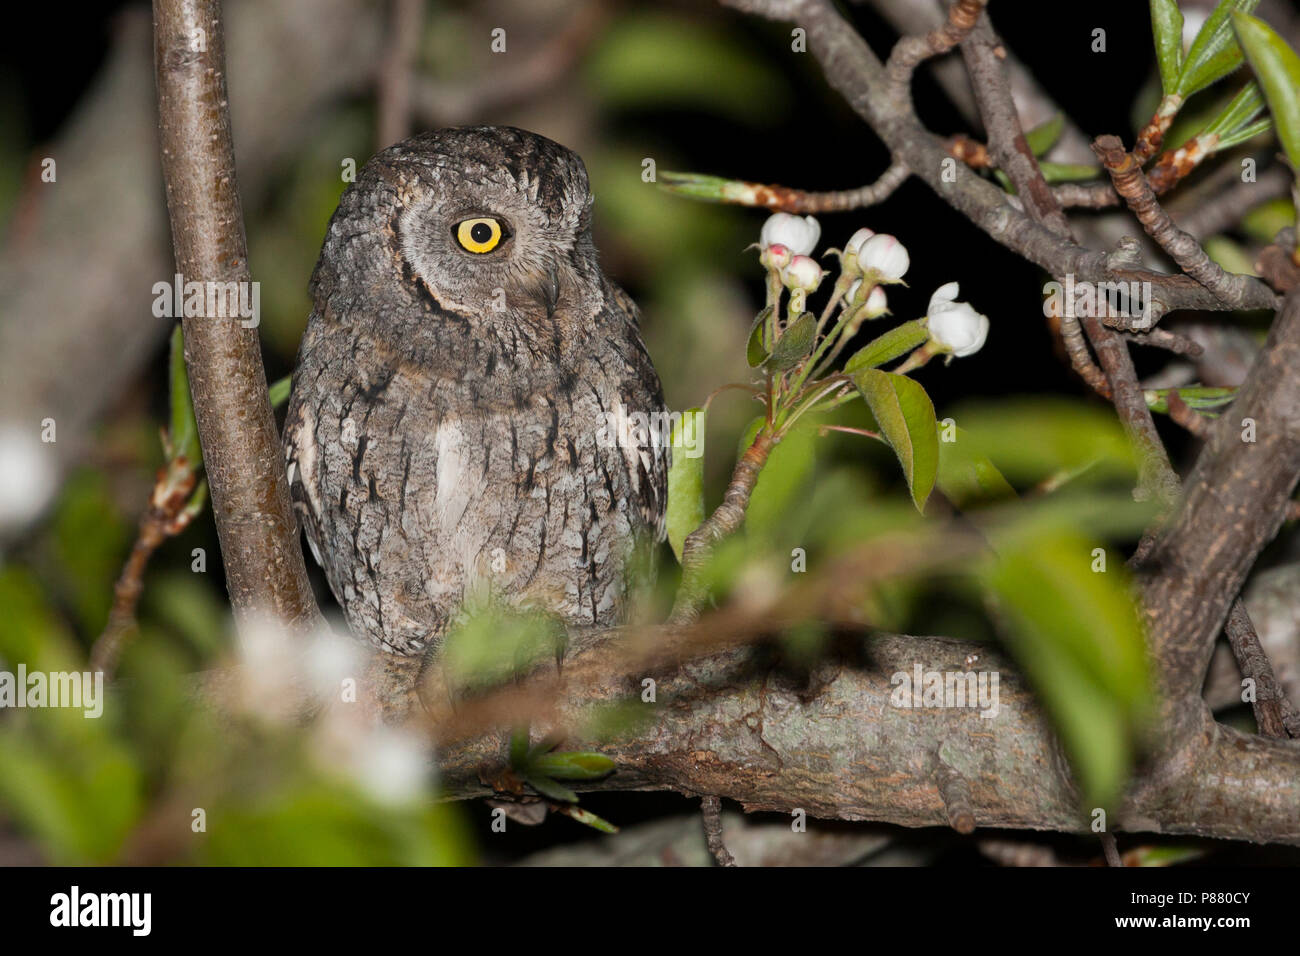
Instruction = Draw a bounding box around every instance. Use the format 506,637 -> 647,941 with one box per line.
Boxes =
283,278 -> 668,655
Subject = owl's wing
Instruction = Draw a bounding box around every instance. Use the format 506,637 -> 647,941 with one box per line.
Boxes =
604,280 -> 670,543
282,379 -> 327,570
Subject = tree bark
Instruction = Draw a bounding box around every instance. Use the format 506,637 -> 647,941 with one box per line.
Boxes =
153,0 -> 318,633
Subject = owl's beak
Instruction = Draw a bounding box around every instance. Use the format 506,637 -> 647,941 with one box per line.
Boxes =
533,265 -> 561,318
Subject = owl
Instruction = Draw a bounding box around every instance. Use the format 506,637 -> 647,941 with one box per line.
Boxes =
283,127 -> 668,656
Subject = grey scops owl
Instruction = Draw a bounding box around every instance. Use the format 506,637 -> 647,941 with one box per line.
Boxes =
283,127 -> 668,656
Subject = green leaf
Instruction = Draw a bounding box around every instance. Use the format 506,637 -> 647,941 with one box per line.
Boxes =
585,12 -> 787,122
167,325 -> 201,467
1201,81 -> 1266,140
852,369 -> 939,512
523,774 -> 579,804
561,805 -> 620,834
1177,0 -> 1261,98
844,319 -> 929,374
1144,385 -> 1237,414
767,312 -> 816,370
1037,162 -> 1102,183
1024,113 -> 1065,157
948,399 -> 1138,485
1233,11 -> 1300,170
509,728 -> 530,769
747,307 -> 773,367
666,407 -> 706,562
1150,0 -> 1186,94
935,425 -> 1017,510
441,605 -> 565,689
531,751 -> 616,781
268,374 -> 293,408
979,531 -> 1151,809
1212,115 -> 1271,149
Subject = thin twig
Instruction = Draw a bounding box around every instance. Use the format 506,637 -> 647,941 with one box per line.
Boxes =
376,0 -> 424,147
934,757 -> 976,834
884,0 -> 987,91
1224,600 -> 1298,738
1099,831 -> 1122,867
669,428 -> 776,625
1165,390 -> 1210,439
1092,135 -> 1278,312
1119,328 -> 1204,357
701,795 -> 737,866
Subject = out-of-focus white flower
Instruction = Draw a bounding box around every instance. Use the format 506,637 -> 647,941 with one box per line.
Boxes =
855,233 -> 909,282
352,727 -> 429,805
760,212 -> 820,256
759,242 -> 793,272
844,227 -> 876,257
781,254 -> 825,292
0,425 -> 56,534
926,281 -> 989,357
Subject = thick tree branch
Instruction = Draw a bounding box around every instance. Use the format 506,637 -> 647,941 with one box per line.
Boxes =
153,0 -> 318,632
1142,289 -> 1300,735
425,629 -> 1300,845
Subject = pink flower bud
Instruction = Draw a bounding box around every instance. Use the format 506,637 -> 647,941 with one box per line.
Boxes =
781,255 -> 825,292
760,242 -> 793,272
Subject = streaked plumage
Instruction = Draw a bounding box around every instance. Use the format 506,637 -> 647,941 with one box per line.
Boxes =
284,127 -> 667,655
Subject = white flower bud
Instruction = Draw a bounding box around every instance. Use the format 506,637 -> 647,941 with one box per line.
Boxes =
760,213 -> 820,256
862,284 -> 888,318
926,281 -> 989,357
844,227 -> 876,257
855,233 -> 909,282
781,254 -> 825,292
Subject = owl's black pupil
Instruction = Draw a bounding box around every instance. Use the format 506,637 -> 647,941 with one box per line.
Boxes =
470,222 -> 493,244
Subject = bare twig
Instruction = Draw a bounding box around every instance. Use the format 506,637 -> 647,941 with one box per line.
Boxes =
663,162 -> 911,213
1224,600 -> 1298,738
1099,831 -> 1122,868
91,464 -> 199,676
701,795 -> 737,866
669,428 -> 775,625
884,0 -> 987,91
376,0 -> 424,147
154,0 -> 319,634
1164,390 -> 1210,439
960,14 -> 1070,236
1120,328 -> 1204,357
1092,135 -> 1279,312
1175,165 -> 1294,240
934,755 -> 975,835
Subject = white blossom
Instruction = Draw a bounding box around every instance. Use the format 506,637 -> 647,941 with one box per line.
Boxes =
927,281 -> 989,357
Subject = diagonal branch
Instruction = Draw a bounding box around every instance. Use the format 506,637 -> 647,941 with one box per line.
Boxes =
1092,135 -> 1279,313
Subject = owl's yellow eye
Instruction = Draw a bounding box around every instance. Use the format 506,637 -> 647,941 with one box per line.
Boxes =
455,217 -> 505,253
